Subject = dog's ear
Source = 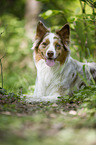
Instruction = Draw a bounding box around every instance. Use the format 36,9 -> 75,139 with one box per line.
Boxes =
35,21 -> 49,40
32,21 -> 49,50
56,24 -> 70,50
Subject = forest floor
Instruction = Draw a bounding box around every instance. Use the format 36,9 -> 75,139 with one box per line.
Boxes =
0,86 -> 96,145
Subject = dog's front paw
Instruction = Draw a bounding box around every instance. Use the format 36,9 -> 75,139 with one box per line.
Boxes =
24,95 -> 59,103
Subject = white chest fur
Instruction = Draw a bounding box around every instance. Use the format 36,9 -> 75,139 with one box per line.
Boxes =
34,59 -> 62,97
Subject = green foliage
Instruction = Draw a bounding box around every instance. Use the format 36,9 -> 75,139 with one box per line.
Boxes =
0,59 -> 3,88
0,0 -> 26,18
39,10 -> 63,20
57,85 -> 96,109
39,0 -> 96,61
38,0 -> 78,26
81,0 -> 96,8
73,85 -> 96,109
0,14 -> 35,93
70,14 -> 96,60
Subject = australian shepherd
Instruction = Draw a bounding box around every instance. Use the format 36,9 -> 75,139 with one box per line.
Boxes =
31,21 -> 96,102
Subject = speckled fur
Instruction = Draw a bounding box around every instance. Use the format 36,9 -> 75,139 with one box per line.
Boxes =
28,21 -> 96,103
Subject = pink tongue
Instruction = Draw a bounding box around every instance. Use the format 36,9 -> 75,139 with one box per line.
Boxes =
46,59 -> 55,67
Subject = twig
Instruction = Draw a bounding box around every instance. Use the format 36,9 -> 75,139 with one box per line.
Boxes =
0,24 -> 7,88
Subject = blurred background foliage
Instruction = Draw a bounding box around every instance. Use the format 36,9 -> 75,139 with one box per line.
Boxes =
0,0 -> 96,94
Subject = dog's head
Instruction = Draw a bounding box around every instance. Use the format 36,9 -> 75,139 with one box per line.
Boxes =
32,21 -> 70,67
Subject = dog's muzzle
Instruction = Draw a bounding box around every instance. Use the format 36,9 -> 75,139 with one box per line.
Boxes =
39,50 -> 60,67
45,50 -> 60,67
45,50 -> 55,67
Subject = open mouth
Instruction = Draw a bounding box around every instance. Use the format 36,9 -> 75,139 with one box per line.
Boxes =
45,54 -> 60,67
40,51 -> 60,67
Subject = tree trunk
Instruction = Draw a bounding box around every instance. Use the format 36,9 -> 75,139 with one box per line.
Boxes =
25,0 -> 41,40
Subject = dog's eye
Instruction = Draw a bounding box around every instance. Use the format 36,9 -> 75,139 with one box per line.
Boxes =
55,44 -> 61,49
42,42 -> 48,46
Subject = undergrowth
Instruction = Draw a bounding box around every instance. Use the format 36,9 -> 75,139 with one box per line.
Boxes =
0,85 -> 96,145
0,85 -> 96,115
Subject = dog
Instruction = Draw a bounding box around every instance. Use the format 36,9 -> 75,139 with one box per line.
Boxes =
31,21 -> 96,102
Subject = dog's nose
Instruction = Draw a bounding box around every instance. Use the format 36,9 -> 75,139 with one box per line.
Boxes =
47,51 -> 54,58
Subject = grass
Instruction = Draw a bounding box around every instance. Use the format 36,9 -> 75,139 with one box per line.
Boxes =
0,85 -> 96,145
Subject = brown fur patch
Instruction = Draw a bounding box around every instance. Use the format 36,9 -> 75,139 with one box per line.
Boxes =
34,49 -> 45,62
57,48 -> 69,64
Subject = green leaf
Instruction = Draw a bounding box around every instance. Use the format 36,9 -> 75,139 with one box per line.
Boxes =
85,65 -> 95,85
83,64 -> 86,79
39,10 -> 63,19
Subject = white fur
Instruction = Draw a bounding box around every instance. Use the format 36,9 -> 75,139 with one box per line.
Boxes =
46,33 -> 56,58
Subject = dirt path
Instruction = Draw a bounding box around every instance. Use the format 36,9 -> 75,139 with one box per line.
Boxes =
0,91 -> 96,145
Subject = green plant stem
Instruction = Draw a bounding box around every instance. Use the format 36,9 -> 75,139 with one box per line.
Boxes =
0,59 -> 3,88
79,0 -> 88,58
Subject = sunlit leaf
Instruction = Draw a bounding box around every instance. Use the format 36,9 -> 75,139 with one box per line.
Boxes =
39,9 -> 63,19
